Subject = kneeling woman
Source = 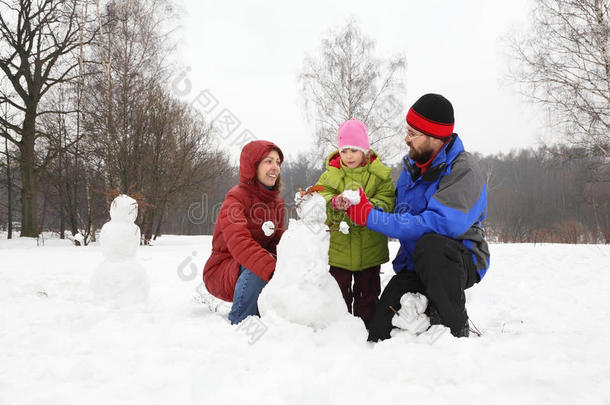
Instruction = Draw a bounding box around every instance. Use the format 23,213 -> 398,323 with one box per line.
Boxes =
203,140 -> 285,324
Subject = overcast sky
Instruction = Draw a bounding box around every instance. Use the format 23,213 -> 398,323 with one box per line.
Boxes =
171,0 -> 547,163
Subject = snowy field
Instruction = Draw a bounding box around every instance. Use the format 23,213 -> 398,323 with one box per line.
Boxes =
1,235 -> 609,404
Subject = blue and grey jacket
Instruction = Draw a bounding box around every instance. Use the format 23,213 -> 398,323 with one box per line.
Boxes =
367,134 -> 490,280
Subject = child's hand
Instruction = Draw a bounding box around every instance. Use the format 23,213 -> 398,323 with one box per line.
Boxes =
332,195 -> 351,210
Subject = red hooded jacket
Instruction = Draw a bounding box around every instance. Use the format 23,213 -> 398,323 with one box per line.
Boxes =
203,141 -> 285,301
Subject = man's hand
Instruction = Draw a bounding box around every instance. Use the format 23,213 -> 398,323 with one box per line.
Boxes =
346,188 -> 372,226
332,195 -> 351,210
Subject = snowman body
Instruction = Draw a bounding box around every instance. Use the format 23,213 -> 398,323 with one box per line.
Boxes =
258,192 -> 350,329
91,195 -> 149,306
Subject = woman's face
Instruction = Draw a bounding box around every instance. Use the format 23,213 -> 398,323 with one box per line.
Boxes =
256,150 -> 281,187
340,148 -> 365,169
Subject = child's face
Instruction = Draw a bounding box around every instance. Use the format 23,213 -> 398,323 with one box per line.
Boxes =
340,148 -> 365,169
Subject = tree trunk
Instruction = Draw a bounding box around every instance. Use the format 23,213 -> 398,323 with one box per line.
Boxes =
142,209 -> 155,245
40,186 -> 49,233
59,205 -> 65,239
19,110 -> 39,237
5,136 -> 12,239
153,206 -> 164,240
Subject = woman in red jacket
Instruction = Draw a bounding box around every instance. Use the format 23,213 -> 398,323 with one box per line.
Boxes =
203,140 -> 285,324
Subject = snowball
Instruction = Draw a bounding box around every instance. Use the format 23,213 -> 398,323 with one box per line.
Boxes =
262,221 -> 275,237
339,221 -> 350,234
391,293 -> 431,334
341,189 -> 360,205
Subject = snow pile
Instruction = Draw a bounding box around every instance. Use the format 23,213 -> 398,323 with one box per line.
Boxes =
90,195 -> 149,306
258,191 -> 358,330
391,292 -> 431,334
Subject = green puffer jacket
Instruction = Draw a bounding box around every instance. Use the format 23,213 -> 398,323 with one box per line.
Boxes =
315,150 -> 395,271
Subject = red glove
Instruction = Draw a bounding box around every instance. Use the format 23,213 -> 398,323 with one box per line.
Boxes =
346,188 -> 372,226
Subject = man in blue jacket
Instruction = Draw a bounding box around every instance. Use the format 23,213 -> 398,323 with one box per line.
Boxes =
346,93 -> 489,340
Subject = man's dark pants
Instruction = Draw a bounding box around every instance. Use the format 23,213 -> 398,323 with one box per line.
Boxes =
368,233 -> 479,341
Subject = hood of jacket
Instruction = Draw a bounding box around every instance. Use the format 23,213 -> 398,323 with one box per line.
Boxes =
239,140 -> 284,186
238,140 -> 285,203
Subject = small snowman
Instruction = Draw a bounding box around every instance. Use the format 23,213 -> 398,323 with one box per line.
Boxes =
90,194 -> 150,306
391,293 -> 431,334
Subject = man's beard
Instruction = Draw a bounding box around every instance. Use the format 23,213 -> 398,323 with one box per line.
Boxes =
408,145 -> 435,164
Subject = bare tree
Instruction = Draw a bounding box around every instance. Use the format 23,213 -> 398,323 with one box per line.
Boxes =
138,88 -> 220,243
86,0 -> 175,191
0,0 -> 97,236
508,0 -> 610,156
299,21 -> 406,161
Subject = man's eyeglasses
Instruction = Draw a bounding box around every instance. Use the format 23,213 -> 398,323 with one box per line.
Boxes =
406,129 -> 423,141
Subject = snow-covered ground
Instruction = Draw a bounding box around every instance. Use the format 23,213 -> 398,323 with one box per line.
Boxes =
1,235 -> 609,404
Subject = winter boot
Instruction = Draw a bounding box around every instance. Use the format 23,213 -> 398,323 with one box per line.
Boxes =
425,302 -> 442,325
452,319 -> 470,338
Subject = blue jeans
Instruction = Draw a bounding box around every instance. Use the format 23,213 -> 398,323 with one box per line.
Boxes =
228,266 -> 268,325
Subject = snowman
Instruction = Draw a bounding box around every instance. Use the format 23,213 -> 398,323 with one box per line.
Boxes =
257,186 -> 356,329
90,194 -> 150,306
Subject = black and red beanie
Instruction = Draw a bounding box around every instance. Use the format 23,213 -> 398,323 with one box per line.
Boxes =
406,93 -> 454,139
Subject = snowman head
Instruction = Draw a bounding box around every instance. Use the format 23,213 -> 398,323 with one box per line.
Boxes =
109,195 -> 139,223
295,192 -> 326,224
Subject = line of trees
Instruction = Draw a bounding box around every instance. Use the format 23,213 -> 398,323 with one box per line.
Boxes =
1,3 -> 608,244
479,146 -> 609,243
0,0 -> 232,243
2,136 -> 609,243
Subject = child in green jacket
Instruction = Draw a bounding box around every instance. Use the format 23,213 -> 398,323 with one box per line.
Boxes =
315,118 -> 395,327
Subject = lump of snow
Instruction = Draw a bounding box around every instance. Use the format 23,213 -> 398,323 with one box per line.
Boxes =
339,221 -> 350,234
341,189 -> 360,205
262,221 -> 275,237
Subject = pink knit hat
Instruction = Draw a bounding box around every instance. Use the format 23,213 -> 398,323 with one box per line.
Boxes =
337,118 -> 370,153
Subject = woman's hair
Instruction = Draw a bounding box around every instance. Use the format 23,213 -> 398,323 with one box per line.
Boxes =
270,147 -> 283,192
